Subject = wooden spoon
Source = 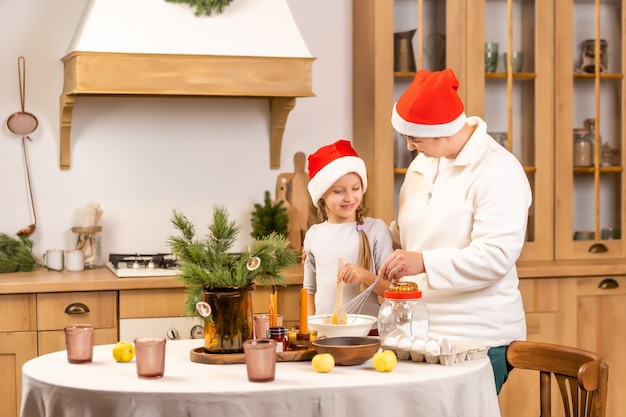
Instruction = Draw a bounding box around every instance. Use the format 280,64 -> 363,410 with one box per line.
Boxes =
332,256 -> 347,324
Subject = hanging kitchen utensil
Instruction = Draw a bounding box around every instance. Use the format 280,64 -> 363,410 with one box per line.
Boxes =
16,136 -> 37,237
7,56 -> 38,136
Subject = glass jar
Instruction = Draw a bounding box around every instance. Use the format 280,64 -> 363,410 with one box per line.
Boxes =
573,128 -> 594,167
266,327 -> 288,352
580,39 -> 608,73
71,226 -> 103,268
377,281 -> 429,342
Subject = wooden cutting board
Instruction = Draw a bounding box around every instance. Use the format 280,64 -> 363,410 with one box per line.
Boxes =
275,178 -> 301,250
190,346 -> 316,364
291,152 -> 311,239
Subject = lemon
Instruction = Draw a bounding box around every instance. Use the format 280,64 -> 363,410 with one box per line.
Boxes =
112,341 -> 135,362
372,350 -> 397,372
312,353 -> 335,373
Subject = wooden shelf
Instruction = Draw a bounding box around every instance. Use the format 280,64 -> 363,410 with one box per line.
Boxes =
60,51 -> 315,170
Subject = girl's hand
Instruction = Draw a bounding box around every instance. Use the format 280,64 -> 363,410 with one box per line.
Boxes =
379,250 -> 424,280
337,263 -> 368,285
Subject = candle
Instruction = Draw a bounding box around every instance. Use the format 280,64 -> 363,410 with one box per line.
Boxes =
299,287 -> 308,335
269,288 -> 278,328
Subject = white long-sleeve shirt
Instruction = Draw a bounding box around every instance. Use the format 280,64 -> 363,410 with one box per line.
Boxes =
303,218 -> 393,318
392,116 -> 532,347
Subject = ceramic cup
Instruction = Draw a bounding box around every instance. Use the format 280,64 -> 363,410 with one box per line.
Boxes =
43,249 -> 64,271
135,337 -> 167,379
243,339 -> 277,382
64,324 -> 95,364
65,249 -> 85,272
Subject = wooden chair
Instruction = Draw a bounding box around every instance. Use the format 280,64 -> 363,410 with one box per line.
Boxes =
506,341 -> 609,417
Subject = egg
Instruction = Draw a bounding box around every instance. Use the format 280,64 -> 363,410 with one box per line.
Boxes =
382,335 -> 399,347
410,338 -> 426,353
424,338 -> 441,356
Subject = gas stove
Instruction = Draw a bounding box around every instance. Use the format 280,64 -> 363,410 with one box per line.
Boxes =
106,254 -> 180,278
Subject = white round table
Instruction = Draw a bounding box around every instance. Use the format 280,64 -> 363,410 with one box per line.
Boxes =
21,339 -> 501,417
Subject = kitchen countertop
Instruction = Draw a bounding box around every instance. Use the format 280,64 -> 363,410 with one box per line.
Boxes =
0,264 -> 305,295
2,259 -> 625,295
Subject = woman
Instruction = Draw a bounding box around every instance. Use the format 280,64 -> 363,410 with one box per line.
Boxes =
379,68 -> 532,394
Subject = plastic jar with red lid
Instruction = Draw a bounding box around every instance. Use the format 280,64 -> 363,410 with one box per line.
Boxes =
377,281 -> 429,342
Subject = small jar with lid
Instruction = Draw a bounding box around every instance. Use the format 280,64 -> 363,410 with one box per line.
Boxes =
377,281 -> 429,343
266,327 -> 288,352
573,128 -> 594,167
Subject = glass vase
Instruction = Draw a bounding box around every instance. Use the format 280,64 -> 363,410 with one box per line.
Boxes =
202,284 -> 255,354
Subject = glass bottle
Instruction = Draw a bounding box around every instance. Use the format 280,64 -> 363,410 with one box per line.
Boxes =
573,128 -> 593,167
377,281 -> 429,343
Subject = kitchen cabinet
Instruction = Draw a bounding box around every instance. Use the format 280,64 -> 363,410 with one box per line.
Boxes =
36,291 -> 118,355
0,294 -> 37,417
499,276 -> 625,417
554,0 -> 626,260
353,0 -> 554,262
353,0 -> 625,262
576,276 -> 626,416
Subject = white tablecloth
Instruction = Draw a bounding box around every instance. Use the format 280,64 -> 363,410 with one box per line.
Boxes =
21,339 -> 501,417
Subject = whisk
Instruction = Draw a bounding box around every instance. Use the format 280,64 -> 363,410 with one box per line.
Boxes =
336,274 -> 382,324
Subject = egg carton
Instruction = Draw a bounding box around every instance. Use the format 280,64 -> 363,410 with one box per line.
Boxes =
381,343 -> 489,366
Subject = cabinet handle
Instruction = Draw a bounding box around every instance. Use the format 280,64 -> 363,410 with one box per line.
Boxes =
64,302 -> 90,315
598,278 -> 619,290
588,243 -> 608,253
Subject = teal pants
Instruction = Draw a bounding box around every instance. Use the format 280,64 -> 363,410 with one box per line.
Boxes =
487,345 -> 513,394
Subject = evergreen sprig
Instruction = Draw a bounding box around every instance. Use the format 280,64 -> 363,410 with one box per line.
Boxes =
250,190 -> 289,239
164,0 -> 233,17
0,233 -> 37,273
168,205 -> 299,315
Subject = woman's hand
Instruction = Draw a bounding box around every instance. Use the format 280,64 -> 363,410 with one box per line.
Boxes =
379,249 -> 424,280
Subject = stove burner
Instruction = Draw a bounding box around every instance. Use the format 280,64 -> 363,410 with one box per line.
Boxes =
106,253 -> 180,277
108,253 -> 178,269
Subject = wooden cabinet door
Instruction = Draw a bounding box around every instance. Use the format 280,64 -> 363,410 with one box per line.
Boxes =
577,276 -> 626,417
0,331 -> 37,417
498,278 -> 573,417
119,288 -> 187,319
554,0 -> 626,260
37,291 -> 117,330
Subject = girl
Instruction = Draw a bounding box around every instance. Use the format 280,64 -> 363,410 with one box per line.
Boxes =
302,140 -> 393,326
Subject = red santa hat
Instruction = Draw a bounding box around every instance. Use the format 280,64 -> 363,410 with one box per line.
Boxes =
391,68 -> 466,138
307,140 -> 367,207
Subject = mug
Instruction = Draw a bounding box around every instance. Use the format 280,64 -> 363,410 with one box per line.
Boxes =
65,250 -> 85,272
43,249 -> 64,271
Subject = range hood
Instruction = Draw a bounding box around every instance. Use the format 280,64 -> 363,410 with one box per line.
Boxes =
59,0 -> 314,170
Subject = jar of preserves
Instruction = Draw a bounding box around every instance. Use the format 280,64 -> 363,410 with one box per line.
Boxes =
266,327 -> 288,352
377,281 -> 429,344
573,128 -> 593,167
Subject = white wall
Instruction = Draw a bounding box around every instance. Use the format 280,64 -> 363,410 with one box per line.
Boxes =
0,0 -> 352,258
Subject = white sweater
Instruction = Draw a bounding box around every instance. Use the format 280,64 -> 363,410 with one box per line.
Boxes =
392,116 -> 532,347
303,217 -> 393,318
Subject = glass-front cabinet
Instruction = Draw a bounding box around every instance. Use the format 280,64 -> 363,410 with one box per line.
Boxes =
361,0 -> 555,262
555,0 -> 626,260
354,0 -> 625,263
